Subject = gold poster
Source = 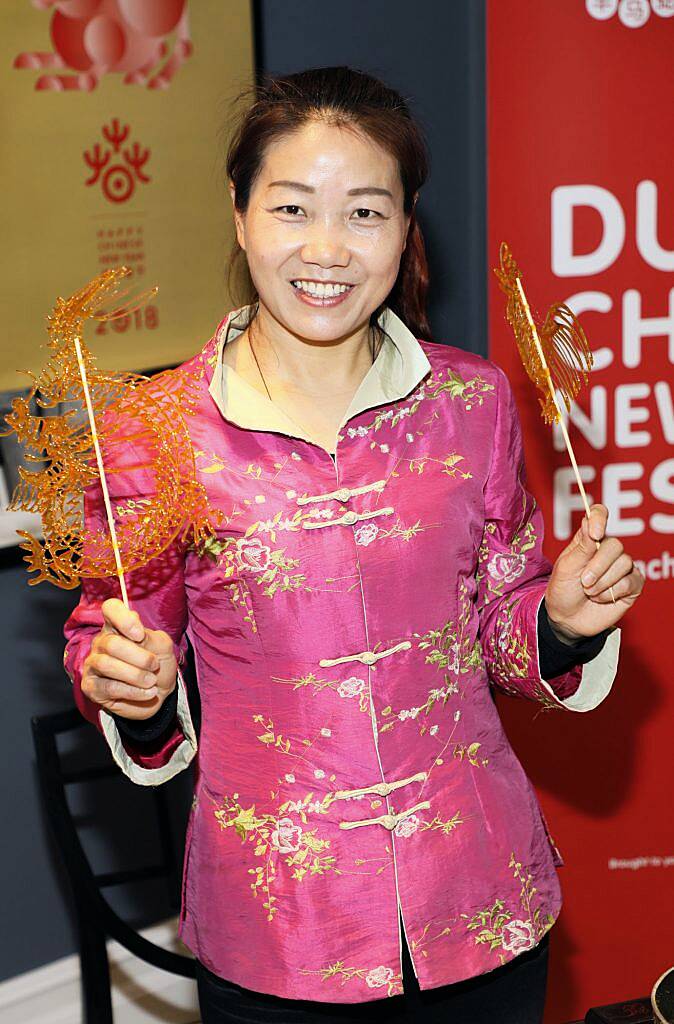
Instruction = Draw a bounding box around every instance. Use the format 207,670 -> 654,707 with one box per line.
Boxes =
0,0 -> 255,390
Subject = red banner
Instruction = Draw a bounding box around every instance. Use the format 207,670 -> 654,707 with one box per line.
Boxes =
487,2 -> 674,1019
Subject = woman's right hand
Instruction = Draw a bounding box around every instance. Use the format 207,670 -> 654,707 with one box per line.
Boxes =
82,598 -> 178,720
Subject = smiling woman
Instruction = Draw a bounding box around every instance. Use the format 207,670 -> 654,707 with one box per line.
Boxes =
62,65 -> 640,1024
220,71 -> 431,456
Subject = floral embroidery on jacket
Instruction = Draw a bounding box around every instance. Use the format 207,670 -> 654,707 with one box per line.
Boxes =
297,959 -> 403,996
476,496 -> 537,606
453,742 -> 489,768
346,367 -> 494,443
379,580 -> 483,734
404,451 -> 472,479
203,532 -> 309,600
529,679 -> 568,712
189,506 -> 341,616
424,367 -> 495,409
270,670 -> 372,715
212,789 -> 338,922
253,714 -> 343,791
410,922 -> 454,961
462,852 -> 555,964
389,811 -> 462,835
354,522 -> 378,546
415,810 -> 464,836
484,596 -> 531,687
353,516 -> 437,548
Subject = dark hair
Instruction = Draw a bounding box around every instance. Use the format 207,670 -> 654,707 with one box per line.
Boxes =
223,66 -> 433,341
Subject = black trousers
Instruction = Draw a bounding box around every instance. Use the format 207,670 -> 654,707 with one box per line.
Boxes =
195,915 -> 550,1023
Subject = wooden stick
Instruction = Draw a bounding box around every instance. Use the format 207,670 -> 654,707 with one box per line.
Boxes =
74,337 -> 129,607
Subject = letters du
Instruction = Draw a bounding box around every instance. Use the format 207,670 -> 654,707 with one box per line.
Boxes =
550,181 -> 674,540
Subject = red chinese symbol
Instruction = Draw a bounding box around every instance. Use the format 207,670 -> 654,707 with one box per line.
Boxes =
13,0 -> 192,92
84,118 -> 150,203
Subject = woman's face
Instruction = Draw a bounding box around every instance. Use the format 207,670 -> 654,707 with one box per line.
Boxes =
229,120 -> 413,343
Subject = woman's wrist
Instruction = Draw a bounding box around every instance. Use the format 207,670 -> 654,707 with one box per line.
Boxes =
546,617 -> 584,646
110,684 -> 179,744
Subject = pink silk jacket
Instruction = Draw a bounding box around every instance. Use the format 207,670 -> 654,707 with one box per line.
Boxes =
63,303 -> 621,1004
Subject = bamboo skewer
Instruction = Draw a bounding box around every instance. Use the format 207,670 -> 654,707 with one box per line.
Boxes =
74,336 -> 129,607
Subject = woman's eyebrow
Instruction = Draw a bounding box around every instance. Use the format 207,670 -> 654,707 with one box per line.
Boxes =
267,180 -> 393,198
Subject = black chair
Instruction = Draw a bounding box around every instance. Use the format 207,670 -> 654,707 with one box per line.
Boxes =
32,707 -> 198,1024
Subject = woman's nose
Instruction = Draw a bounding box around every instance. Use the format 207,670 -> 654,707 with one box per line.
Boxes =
299,221 -> 350,268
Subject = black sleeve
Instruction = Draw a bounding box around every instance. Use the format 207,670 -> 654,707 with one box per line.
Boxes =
109,685 -> 179,746
538,598 -> 612,680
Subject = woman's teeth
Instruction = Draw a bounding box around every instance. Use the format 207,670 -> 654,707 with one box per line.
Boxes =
291,281 -> 353,297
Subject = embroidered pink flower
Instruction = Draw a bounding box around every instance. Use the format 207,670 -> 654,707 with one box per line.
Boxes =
447,642 -> 461,673
236,537 -> 271,572
501,919 -> 535,953
270,817 -> 302,853
354,523 -> 379,546
365,965 -> 394,988
498,631 -> 513,655
395,814 -> 420,838
487,552 -> 526,583
338,676 -> 365,698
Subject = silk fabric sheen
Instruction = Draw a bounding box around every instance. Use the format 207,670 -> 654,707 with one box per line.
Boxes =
63,304 -> 620,1004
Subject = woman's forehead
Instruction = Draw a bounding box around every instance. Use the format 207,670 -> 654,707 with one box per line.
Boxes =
258,123 -> 401,192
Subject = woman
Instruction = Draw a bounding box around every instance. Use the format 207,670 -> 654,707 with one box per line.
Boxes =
63,67 -> 644,1023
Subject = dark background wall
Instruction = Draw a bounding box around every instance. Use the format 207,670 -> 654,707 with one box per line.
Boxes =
253,0 -> 487,356
0,0 -> 486,982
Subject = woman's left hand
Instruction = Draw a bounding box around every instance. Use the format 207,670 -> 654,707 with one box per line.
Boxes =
544,503 -> 645,643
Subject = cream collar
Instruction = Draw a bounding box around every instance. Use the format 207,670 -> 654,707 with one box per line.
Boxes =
207,303 -> 431,452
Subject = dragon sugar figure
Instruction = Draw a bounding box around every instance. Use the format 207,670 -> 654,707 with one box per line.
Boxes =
1,266 -> 217,601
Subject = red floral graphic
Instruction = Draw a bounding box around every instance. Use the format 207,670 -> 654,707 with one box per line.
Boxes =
84,118 -> 150,203
13,0 -> 192,92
